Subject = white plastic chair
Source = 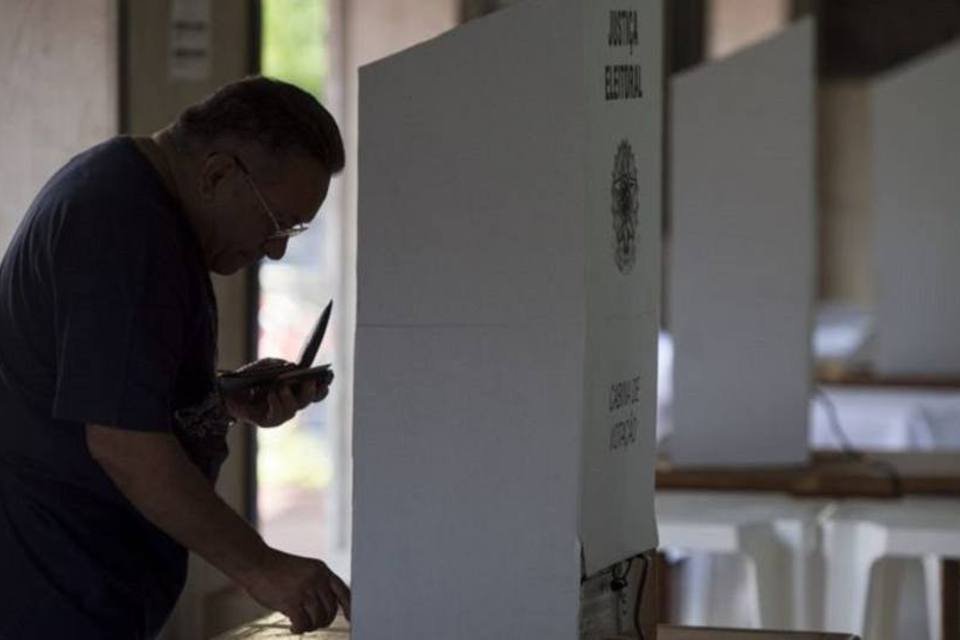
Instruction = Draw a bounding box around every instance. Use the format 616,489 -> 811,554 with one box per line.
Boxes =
656,491 -> 828,631
822,498 -> 960,640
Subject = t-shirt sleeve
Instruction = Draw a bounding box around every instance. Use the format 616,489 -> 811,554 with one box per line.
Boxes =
51,204 -> 190,432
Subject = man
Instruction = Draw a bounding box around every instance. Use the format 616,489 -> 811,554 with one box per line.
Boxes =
0,77 -> 349,638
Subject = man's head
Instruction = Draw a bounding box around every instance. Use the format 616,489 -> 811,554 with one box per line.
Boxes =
165,76 -> 345,275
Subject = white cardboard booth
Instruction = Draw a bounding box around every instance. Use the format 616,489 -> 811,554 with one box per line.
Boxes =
873,40 -> 960,376
669,19 -> 816,468
353,1 -> 663,637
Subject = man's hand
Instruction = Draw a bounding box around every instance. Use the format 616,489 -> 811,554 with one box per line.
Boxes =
223,358 -> 331,427
240,548 -> 351,632
85,426 -> 349,631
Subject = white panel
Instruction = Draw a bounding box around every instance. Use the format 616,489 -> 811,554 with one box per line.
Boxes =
353,325 -> 583,639
356,0 -> 586,328
354,1 -> 662,636
579,0 -> 662,574
873,41 -> 960,376
670,19 -> 815,467
0,0 -> 117,253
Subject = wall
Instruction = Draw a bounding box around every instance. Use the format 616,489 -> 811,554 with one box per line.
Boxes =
706,0 -> 790,60
818,80 -> 873,304
0,0 -> 117,252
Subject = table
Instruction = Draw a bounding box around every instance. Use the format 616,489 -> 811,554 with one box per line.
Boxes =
213,613 -> 859,639
656,451 -> 960,639
658,629 -> 857,640
656,451 -> 960,498
815,366 -> 960,390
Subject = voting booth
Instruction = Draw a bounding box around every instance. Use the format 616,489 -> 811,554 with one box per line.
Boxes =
669,19 -> 816,467
352,1 -> 663,638
873,40 -> 960,376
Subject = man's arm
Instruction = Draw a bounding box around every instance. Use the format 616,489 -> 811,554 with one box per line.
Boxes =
85,424 -> 350,632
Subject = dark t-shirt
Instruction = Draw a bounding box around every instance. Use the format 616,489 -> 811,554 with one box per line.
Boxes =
0,137 -> 217,639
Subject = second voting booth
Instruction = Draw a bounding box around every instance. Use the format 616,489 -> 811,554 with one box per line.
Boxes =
669,19 -> 816,468
352,0 -> 664,637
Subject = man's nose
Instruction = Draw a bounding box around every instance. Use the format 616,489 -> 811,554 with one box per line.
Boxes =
263,237 -> 288,260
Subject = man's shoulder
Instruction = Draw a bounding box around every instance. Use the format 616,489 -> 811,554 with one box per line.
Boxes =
36,138 -> 185,247
41,137 -> 167,213
11,138 -> 202,292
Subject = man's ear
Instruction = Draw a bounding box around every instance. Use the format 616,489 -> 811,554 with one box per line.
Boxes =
199,152 -> 236,202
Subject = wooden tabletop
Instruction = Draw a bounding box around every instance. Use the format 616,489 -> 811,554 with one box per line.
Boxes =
656,450 -> 960,498
656,628 -> 857,640
213,614 -> 858,639
815,365 -> 960,389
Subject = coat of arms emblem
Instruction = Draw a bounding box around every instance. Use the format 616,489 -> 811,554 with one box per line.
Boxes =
611,139 -> 639,274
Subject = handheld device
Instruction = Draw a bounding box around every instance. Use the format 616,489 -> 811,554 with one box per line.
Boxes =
218,300 -> 333,394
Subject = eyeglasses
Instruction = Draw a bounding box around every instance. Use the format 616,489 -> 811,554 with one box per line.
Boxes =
233,156 -> 309,241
